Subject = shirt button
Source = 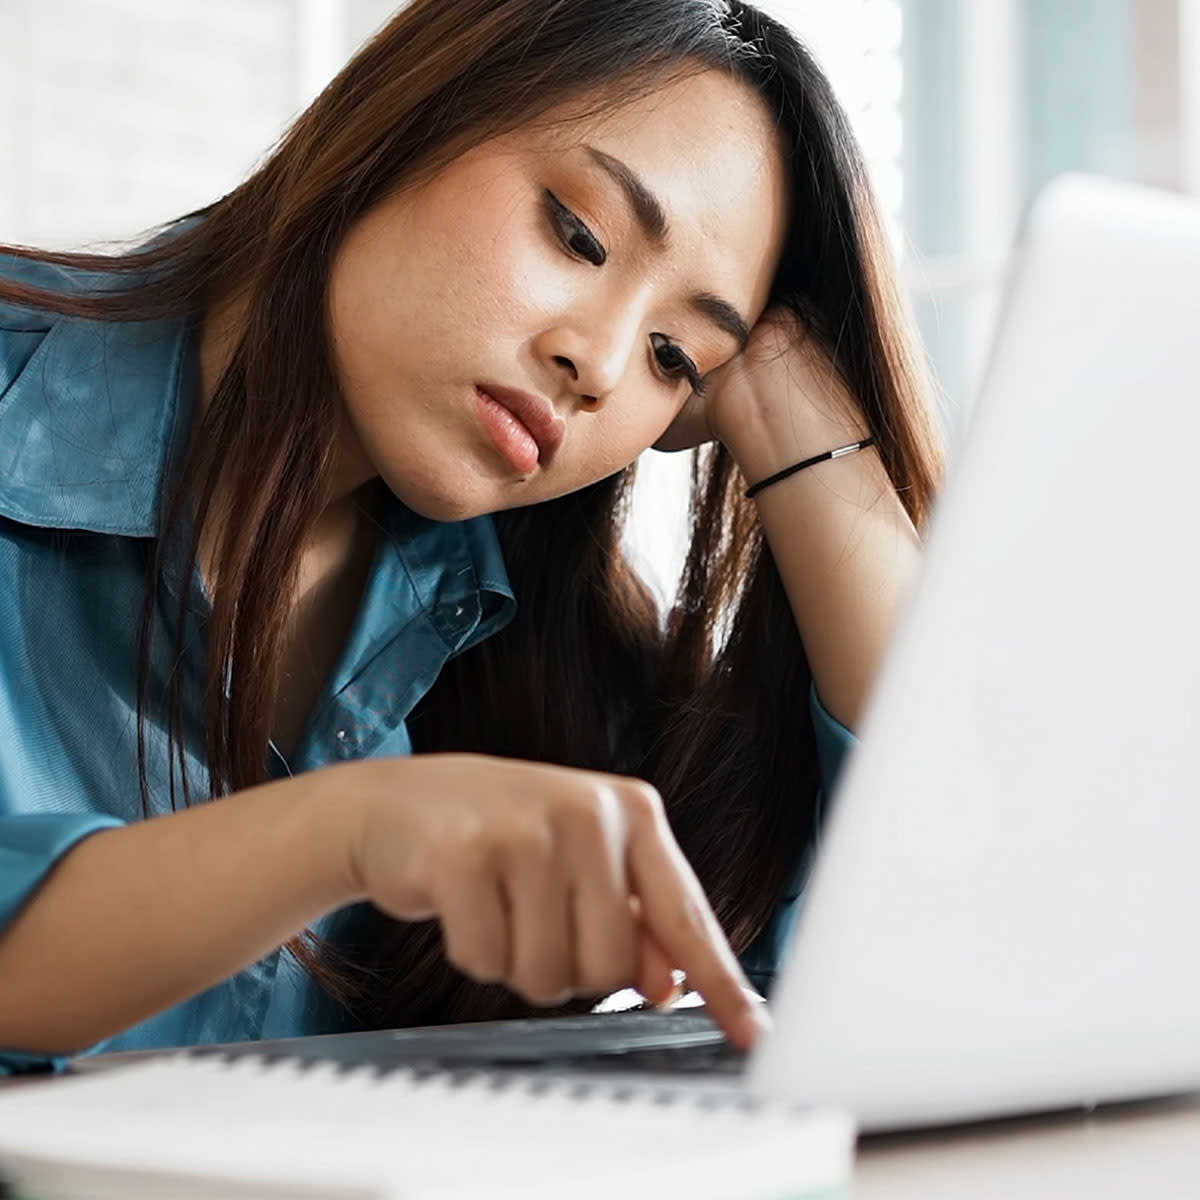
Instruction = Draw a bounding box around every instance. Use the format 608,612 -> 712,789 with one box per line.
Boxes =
336,729 -> 348,742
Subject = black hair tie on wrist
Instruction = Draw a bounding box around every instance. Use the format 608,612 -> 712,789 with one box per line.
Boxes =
744,437 -> 876,500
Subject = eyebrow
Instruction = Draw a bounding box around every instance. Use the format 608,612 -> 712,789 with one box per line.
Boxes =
585,145 -> 753,351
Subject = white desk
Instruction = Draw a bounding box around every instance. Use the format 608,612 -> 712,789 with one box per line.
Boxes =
856,1095 -> 1200,1198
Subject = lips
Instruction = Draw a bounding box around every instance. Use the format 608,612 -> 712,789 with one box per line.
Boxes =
476,383 -> 565,466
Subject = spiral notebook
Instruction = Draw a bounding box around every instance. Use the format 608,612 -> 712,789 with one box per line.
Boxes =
0,1054 -> 853,1199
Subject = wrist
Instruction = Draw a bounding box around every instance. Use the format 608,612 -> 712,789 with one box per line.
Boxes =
723,404 -> 870,487
291,765 -> 372,907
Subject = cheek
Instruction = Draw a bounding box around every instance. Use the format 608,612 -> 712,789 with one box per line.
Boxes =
413,184 -> 571,340
332,188 -> 543,378
564,397 -> 679,485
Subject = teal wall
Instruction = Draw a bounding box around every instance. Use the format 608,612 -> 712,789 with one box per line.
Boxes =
1021,0 -> 1135,197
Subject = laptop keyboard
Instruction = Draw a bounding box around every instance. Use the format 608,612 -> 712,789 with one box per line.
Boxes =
176,1007 -> 750,1080
546,1039 -> 748,1076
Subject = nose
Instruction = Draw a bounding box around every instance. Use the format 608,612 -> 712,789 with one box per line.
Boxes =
534,307 -> 643,408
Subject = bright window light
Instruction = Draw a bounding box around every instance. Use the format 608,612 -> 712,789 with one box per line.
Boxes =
755,0 -> 905,229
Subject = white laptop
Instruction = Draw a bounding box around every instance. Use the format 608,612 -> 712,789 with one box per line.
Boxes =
80,173 -> 1200,1134
753,171 -> 1200,1129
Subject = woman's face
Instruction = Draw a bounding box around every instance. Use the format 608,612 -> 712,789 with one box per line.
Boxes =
327,68 -> 789,521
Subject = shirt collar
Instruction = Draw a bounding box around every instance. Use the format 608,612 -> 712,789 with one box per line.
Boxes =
0,303 -> 193,537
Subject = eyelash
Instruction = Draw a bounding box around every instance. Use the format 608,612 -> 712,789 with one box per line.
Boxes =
543,191 -> 707,397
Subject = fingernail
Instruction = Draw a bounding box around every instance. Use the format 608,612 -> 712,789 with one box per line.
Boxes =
653,981 -> 684,1011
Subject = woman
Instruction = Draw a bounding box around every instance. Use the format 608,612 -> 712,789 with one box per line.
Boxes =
0,0 -> 940,1073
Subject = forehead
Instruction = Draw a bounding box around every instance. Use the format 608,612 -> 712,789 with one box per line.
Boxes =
523,69 -> 789,310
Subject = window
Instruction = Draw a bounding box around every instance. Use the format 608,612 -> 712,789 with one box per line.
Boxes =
759,0 -> 905,227
903,0 -> 1196,432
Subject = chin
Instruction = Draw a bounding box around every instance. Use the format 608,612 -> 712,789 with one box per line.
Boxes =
380,467 -> 494,524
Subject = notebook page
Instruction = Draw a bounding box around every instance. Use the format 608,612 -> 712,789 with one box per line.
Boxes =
0,1055 -> 855,1200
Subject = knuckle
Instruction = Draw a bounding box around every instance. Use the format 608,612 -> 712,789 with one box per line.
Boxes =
442,838 -> 493,880
504,821 -> 556,868
577,961 -> 635,997
427,820 -> 487,870
576,928 -> 638,997
427,861 -> 484,911
513,973 -> 572,1007
622,780 -> 665,825
561,794 -> 610,843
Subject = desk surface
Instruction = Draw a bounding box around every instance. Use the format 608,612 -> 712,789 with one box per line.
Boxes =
855,1094 -> 1200,1198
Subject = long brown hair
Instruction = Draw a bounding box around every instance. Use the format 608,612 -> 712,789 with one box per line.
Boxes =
0,0 -> 942,1028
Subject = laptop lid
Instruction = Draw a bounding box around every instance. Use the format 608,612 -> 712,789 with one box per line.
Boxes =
748,174 -> 1200,1131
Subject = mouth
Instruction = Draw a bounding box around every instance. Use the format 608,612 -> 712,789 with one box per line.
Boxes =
474,384 -> 565,473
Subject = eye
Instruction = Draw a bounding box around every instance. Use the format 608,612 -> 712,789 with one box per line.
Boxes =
544,191 -> 607,266
650,332 -> 706,395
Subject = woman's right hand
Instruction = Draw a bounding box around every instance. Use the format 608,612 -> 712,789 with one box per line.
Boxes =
326,752 -> 767,1049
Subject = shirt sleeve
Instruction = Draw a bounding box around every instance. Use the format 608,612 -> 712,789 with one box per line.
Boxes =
0,812 -> 125,1075
738,684 -> 857,996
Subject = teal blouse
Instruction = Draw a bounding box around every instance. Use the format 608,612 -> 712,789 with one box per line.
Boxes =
0,253 -> 855,1074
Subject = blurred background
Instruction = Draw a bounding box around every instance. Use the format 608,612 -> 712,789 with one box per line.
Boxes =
1,0 -> 1196,603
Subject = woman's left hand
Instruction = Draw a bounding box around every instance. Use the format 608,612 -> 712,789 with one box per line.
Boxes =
652,306 -> 867,464
653,305 -> 923,735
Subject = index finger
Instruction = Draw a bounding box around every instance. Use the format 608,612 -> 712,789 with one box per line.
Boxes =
623,794 -> 769,1050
